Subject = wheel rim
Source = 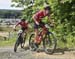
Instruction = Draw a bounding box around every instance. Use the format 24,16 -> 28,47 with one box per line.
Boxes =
44,33 -> 57,54
29,34 -> 35,49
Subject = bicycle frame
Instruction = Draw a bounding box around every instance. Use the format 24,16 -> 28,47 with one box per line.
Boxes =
37,27 -> 49,42
29,24 -> 57,54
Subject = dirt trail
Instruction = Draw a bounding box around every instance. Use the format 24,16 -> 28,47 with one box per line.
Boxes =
0,32 -> 75,59
0,46 -> 75,59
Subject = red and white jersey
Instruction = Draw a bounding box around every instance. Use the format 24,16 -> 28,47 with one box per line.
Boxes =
16,21 -> 28,28
33,10 -> 49,22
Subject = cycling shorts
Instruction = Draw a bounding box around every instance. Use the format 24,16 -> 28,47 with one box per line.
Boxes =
34,21 -> 45,29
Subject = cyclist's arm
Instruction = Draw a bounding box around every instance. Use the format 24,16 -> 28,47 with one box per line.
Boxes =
13,22 -> 20,29
47,14 -> 51,23
47,15 -> 55,27
33,15 -> 39,25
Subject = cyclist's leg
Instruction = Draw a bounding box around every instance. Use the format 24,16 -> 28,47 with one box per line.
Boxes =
33,21 -> 47,51
39,22 -> 47,36
32,16 -> 41,50
34,23 -> 39,44
34,21 -> 47,44
30,23 -> 39,50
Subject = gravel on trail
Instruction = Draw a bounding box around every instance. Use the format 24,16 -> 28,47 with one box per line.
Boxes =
0,46 -> 75,59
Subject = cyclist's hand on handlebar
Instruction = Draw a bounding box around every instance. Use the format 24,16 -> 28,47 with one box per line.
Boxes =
14,29 -> 17,31
48,22 -> 54,28
13,27 -> 17,31
13,25 -> 17,31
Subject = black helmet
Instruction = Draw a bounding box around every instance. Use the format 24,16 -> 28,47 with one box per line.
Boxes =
44,6 -> 51,11
21,19 -> 25,21
44,3 -> 51,11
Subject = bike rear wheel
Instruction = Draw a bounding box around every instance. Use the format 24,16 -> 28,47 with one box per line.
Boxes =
29,34 -> 37,50
43,32 -> 57,54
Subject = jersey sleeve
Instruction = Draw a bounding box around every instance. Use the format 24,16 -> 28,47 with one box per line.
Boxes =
16,22 -> 20,26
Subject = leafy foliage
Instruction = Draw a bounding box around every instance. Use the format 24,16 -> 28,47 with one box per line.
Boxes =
12,0 -> 75,48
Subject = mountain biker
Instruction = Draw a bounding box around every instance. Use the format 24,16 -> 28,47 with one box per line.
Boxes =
32,4 -> 52,50
14,19 -> 29,32
13,19 -> 29,48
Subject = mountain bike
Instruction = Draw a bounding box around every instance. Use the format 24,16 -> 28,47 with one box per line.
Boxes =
29,24 -> 57,54
14,30 -> 27,52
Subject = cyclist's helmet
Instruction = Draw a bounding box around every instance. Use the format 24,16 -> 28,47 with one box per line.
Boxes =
21,18 -> 25,21
44,3 -> 51,11
44,4 -> 51,15
44,6 -> 51,11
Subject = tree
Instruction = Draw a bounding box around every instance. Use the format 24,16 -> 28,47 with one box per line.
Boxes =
12,0 -> 75,48
12,0 -> 48,22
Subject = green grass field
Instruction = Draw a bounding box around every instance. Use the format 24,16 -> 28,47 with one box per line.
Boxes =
0,25 -> 18,47
0,37 -> 16,47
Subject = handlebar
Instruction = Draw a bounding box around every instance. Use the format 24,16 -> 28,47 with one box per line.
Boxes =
45,23 -> 54,28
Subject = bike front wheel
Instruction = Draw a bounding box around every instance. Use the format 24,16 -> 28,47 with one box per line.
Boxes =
14,39 -> 20,52
14,35 -> 23,52
43,32 -> 57,54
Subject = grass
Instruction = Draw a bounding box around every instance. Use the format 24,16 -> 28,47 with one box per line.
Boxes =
0,26 -> 13,32
0,37 -> 16,47
0,25 -> 18,47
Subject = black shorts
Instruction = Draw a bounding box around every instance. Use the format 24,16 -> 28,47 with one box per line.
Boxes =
34,21 -> 45,29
